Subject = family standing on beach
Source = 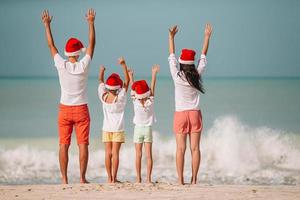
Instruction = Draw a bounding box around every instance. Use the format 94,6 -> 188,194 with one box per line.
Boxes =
41,8 -> 212,185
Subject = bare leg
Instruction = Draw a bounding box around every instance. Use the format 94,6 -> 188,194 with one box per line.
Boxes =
144,142 -> 153,183
105,142 -> 113,183
112,142 -> 122,183
176,134 -> 187,185
59,144 -> 70,184
189,132 -> 201,184
135,143 -> 143,183
78,144 -> 89,183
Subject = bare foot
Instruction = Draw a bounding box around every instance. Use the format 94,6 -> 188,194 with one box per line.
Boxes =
107,177 -> 113,183
112,179 -> 121,183
178,178 -> 184,185
191,176 -> 197,184
61,177 -> 68,184
80,178 -> 90,184
136,177 -> 142,183
147,178 -> 152,184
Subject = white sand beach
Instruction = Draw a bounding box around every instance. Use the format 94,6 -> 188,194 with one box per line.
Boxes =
0,183 -> 299,200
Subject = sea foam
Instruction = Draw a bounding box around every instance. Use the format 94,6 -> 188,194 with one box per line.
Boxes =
0,116 -> 299,185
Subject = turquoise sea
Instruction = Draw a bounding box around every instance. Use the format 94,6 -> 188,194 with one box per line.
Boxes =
0,77 -> 300,185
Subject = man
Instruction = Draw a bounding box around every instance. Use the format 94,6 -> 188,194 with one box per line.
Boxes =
41,9 -> 96,184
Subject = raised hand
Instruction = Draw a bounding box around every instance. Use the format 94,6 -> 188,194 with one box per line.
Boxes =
117,57 -> 129,91
100,65 -> 106,72
204,23 -> 213,38
42,10 -> 53,25
169,25 -> 178,54
118,57 -> 126,65
169,25 -> 178,38
128,68 -> 134,83
85,8 -> 96,58
201,23 -> 213,55
151,64 -> 160,96
152,64 -> 160,74
42,10 -> 58,57
85,8 -> 96,24
128,68 -> 134,77
99,65 -> 106,83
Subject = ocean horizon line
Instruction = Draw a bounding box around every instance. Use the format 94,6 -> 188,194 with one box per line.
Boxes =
1,75 -> 300,80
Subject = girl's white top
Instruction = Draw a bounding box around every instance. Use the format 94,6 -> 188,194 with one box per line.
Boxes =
54,53 -> 91,105
168,53 -> 207,112
98,83 -> 127,132
132,97 -> 155,126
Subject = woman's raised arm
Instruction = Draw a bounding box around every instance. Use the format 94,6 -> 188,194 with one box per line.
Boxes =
201,23 -> 212,55
168,25 -> 178,55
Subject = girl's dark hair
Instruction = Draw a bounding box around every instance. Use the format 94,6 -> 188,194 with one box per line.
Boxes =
179,63 -> 205,94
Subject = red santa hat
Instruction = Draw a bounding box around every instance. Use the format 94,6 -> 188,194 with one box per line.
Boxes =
105,73 -> 123,90
131,80 -> 151,99
178,49 -> 196,65
64,38 -> 86,57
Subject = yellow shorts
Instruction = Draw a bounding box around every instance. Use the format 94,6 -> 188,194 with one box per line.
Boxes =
102,131 -> 125,143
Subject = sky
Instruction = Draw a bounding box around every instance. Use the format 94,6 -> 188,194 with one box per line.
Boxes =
0,0 -> 299,77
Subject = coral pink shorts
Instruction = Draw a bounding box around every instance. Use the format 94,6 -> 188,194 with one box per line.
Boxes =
173,110 -> 202,134
58,104 -> 90,145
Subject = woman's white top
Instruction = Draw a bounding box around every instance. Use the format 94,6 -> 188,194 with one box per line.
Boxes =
168,53 -> 207,111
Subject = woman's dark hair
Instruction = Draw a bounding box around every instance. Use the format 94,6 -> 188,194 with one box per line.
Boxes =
179,63 -> 205,94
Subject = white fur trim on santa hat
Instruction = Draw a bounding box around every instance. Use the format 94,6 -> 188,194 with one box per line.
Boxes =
105,84 -> 121,90
178,58 -> 194,65
135,90 -> 151,99
131,90 -> 136,96
64,48 -> 86,57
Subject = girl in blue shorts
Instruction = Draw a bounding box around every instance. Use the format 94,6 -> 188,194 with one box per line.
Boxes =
128,65 -> 159,183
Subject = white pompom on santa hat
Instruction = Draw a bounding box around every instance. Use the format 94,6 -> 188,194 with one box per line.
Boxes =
131,80 -> 151,99
64,38 -> 86,57
178,48 -> 196,65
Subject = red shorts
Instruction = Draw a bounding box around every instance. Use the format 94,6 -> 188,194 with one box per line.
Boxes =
58,104 -> 90,145
173,110 -> 202,134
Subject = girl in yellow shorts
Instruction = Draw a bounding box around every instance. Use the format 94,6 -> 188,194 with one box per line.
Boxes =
128,65 -> 159,183
98,57 -> 130,183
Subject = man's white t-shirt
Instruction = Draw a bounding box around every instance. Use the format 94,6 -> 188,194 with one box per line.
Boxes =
54,53 -> 91,105
132,97 -> 155,126
98,83 -> 127,132
168,53 -> 207,112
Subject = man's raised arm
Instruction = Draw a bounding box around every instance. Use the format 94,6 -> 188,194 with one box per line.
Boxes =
85,9 -> 96,59
42,10 -> 58,58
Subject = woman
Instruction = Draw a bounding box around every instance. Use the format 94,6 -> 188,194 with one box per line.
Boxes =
168,24 -> 212,184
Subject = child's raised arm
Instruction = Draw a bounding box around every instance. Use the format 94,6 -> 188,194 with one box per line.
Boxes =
42,10 -> 58,58
99,65 -> 106,84
201,23 -> 212,55
128,69 -> 134,84
85,9 -> 96,59
118,57 -> 130,92
168,25 -> 178,55
151,64 -> 160,96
